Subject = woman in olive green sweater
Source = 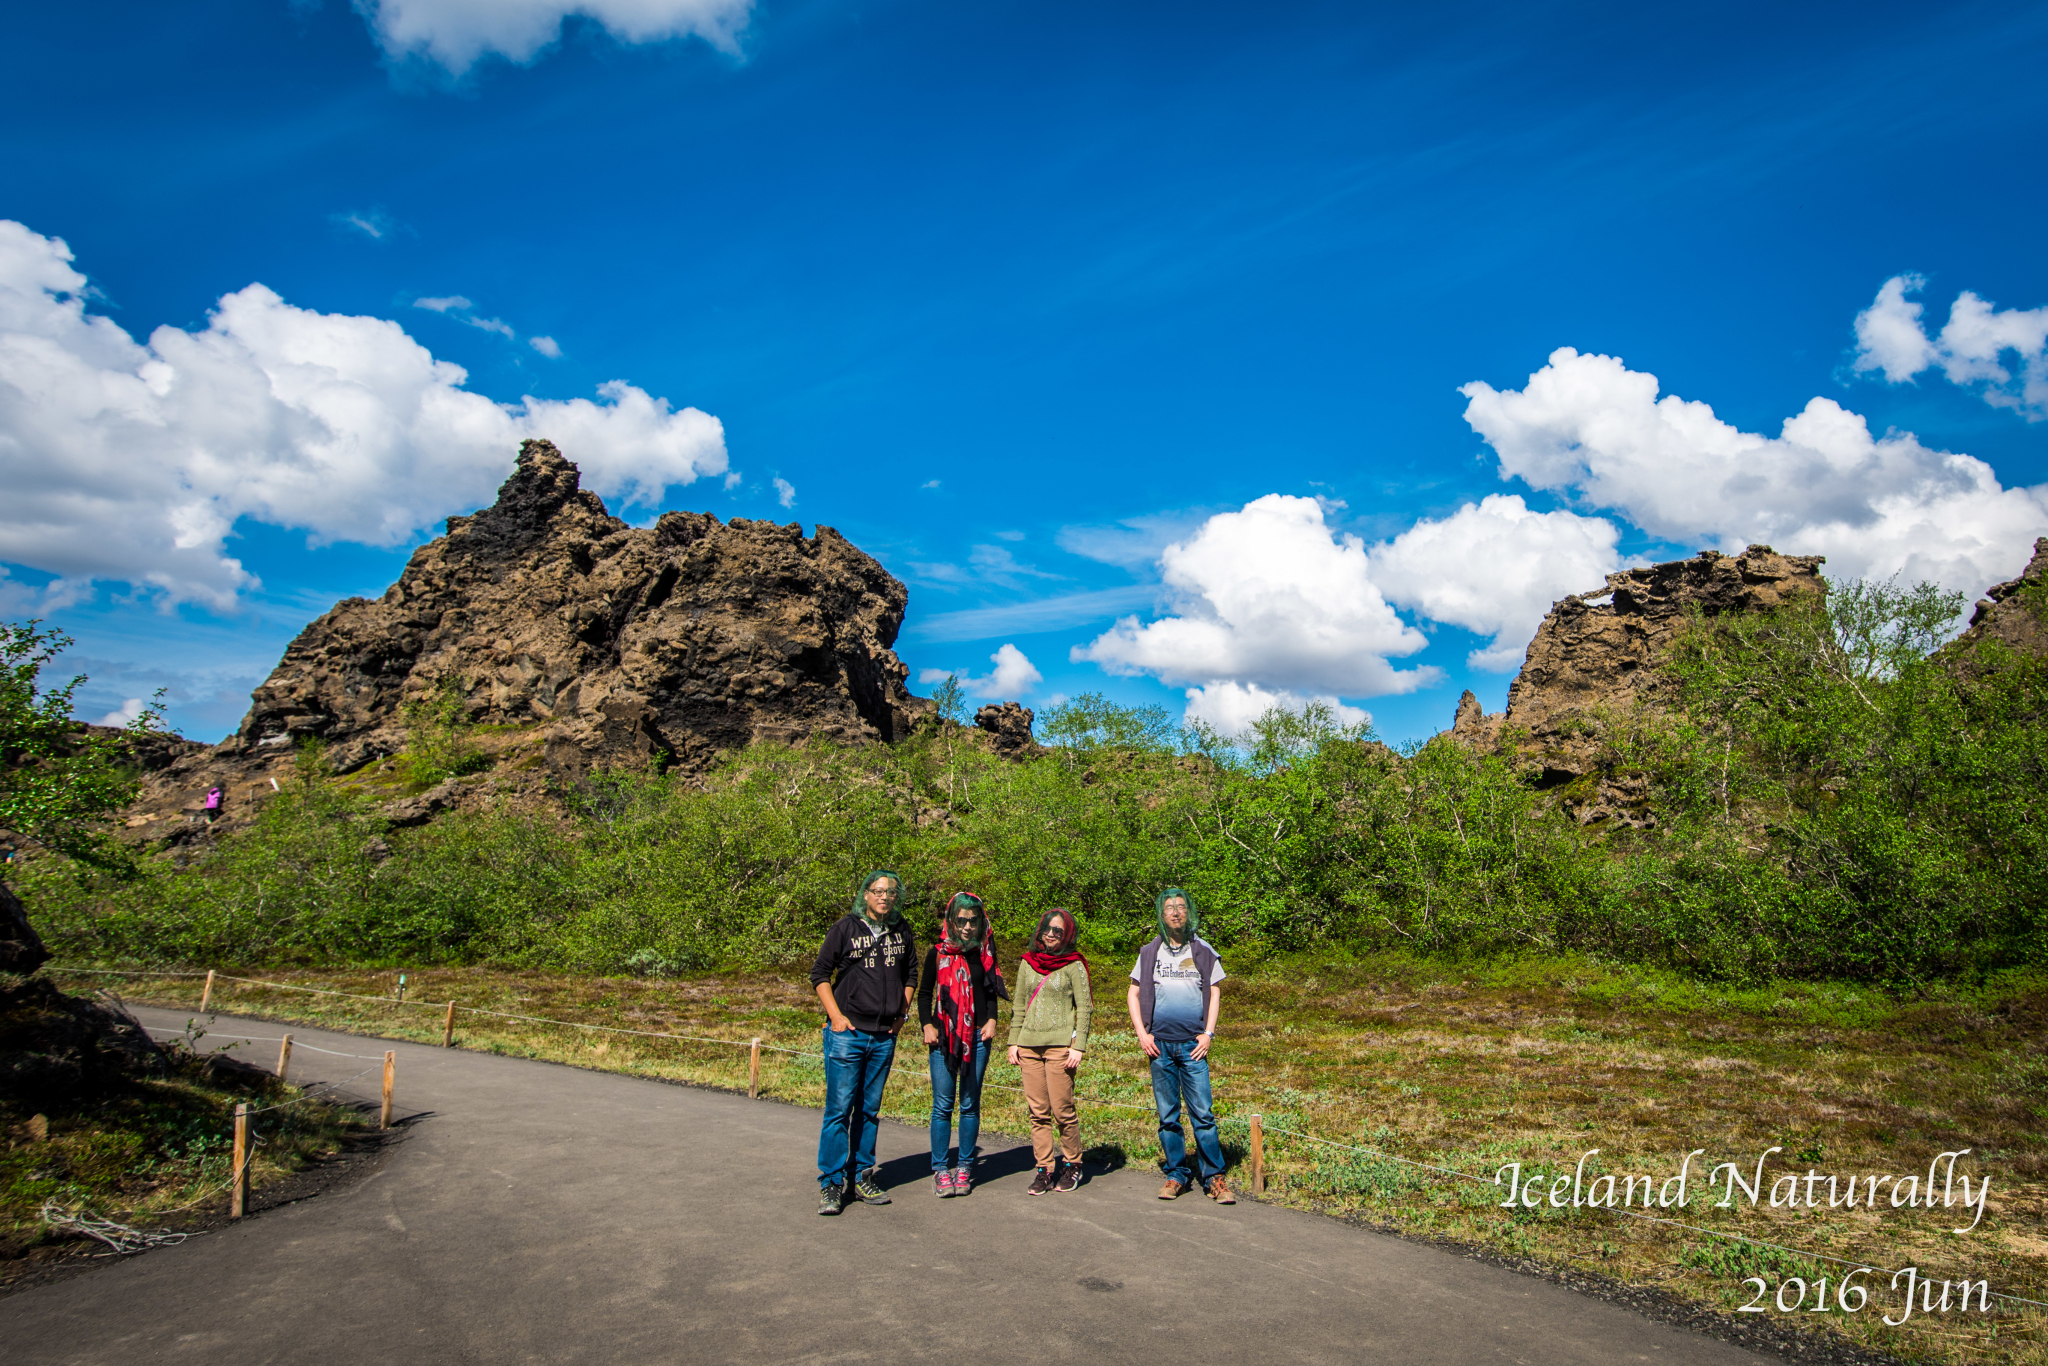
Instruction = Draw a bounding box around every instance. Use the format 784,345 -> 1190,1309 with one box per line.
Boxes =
1007,909 -> 1093,1194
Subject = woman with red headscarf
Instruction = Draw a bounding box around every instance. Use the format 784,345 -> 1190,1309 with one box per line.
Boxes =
1006,908 -> 1093,1194
916,892 -> 1007,1197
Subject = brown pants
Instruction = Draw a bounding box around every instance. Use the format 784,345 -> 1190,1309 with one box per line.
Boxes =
1016,1046 -> 1081,1167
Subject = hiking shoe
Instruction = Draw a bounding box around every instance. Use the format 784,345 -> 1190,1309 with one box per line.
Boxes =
953,1167 -> 973,1197
853,1173 -> 891,1205
1157,1177 -> 1189,1200
1206,1175 -> 1236,1204
934,1172 -> 954,1198
1054,1163 -> 1082,1193
1027,1167 -> 1055,1196
817,1184 -> 845,1216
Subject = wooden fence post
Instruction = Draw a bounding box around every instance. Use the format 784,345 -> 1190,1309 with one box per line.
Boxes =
276,1034 -> 293,1082
1250,1113 -> 1265,1196
380,1051 -> 396,1129
231,1103 -> 249,1218
200,969 -> 215,1013
748,1037 -> 762,1098
442,1001 -> 457,1048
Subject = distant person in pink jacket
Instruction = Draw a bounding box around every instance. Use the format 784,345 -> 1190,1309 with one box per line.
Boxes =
202,785 -> 224,823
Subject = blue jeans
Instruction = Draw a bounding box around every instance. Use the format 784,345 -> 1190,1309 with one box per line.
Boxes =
927,1039 -> 991,1172
818,1027 -> 896,1189
1150,1040 -> 1226,1183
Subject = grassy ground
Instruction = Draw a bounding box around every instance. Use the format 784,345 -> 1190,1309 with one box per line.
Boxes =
53,952 -> 2048,1365
2,1037 -> 370,1287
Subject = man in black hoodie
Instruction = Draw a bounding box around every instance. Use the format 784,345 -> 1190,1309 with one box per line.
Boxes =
809,869 -> 919,1214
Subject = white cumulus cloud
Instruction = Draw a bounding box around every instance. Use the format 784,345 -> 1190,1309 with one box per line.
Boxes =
772,476 -> 796,508
1852,274 -> 2048,420
1850,275 -> 1937,383
918,643 -> 1043,699
1181,681 -> 1369,737
529,335 -> 562,359
359,0 -> 753,75
95,698 -> 145,728
0,219 -> 727,609
1369,494 -> 1625,672
1074,494 -> 1435,699
1461,346 -> 2048,597
982,643 -> 1043,697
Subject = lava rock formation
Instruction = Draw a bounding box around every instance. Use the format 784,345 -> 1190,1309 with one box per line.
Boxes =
133,440 -> 928,822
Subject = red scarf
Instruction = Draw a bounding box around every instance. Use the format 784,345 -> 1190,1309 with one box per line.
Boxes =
935,926 -> 996,1074
1023,947 -> 1086,975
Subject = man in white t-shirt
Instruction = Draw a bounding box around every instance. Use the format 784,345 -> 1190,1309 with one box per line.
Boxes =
1125,887 -> 1233,1203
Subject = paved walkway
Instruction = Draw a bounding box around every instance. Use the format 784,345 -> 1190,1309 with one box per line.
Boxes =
2,1008 -> 1770,1365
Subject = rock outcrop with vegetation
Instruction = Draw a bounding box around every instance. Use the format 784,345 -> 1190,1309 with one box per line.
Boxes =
1952,535 -> 2048,662
972,701 -> 1038,758
1497,546 -> 1825,774
1441,546 -> 1827,828
129,440 -> 927,828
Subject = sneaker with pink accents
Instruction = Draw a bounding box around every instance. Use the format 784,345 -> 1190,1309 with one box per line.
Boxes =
952,1167 -> 973,1196
934,1172 -> 953,1197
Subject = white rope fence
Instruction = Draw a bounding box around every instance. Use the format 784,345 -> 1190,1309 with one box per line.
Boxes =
141,1027 -> 388,1059
39,1201 -> 195,1255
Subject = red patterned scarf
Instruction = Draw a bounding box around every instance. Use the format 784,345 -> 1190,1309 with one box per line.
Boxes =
936,893 -> 996,1074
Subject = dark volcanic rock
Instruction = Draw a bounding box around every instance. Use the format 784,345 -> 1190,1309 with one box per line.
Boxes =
1952,536 -> 2048,663
1497,545 -> 1825,779
4,879 -> 167,1105
1,881 -> 51,977
973,702 -> 1038,758
132,440 -> 927,817
379,779 -> 464,828
1447,689 -> 1502,751
0,976 -> 166,1107
1437,546 -> 1827,829
73,724 -> 209,773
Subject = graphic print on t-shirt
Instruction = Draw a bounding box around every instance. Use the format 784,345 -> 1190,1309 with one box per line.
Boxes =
1134,942 -> 1226,1042
849,924 -> 903,972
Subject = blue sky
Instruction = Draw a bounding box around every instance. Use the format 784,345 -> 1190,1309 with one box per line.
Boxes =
4,0 -> 2045,743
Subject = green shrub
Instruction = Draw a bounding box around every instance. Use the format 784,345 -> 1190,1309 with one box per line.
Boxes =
394,680 -> 494,789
